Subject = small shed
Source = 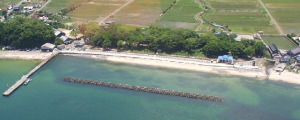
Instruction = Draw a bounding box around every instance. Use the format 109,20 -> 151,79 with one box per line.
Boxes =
41,43 -> 55,52
217,55 -> 233,64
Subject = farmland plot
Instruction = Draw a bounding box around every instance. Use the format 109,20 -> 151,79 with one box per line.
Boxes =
156,0 -> 203,30
105,0 -> 175,26
262,0 -> 300,34
261,35 -> 296,50
205,0 -> 278,34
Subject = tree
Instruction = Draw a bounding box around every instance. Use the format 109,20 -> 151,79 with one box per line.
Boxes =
78,24 -> 87,36
54,37 -> 64,45
1,10 -> 8,19
202,40 -> 229,58
84,22 -> 100,44
230,42 -> 245,58
102,39 -> 112,49
117,40 -> 124,50
70,30 -> 80,39
0,17 -> 55,49
244,46 -> 255,57
253,41 -> 266,56
182,37 -> 198,53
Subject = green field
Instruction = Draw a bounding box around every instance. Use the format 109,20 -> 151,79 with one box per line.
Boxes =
159,0 -> 202,23
262,0 -> 300,34
155,0 -> 203,30
204,0 -> 278,34
42,0 -> 83,13
261,35 -> 296,50
0,0 -> 20,9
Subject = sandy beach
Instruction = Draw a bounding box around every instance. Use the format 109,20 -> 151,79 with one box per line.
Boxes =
1,50 -> 299,85
0,51 -> 52,60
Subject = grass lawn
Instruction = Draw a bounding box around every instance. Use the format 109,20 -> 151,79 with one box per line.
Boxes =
42,0 -> 83,13
204,0 -> 278,34
261,35 -> 297,50
262,0 -> 300,34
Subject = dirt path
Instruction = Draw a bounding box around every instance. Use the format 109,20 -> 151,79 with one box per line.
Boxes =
258,0 -> 284,35
96,0 -> 135,24
194,12 -> 203,31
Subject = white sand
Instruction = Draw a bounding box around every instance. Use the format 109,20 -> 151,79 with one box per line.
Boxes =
268,70 -> 300,85
0,51 -> 52,60
1,50 -> 299,85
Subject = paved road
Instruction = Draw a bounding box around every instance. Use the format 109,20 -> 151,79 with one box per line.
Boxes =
258,0 -> 284,35
97,0 -> 135,24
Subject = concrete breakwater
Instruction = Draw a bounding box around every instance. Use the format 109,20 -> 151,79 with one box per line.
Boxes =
63,77 -> 225,102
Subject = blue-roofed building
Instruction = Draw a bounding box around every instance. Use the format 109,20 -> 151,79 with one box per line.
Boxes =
217,55 -> 233,64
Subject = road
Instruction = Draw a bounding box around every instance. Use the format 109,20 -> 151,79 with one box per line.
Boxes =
96,0 -> 135,24
258,0 -> 284,35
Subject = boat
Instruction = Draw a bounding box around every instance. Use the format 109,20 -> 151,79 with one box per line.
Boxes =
23,78 -> 31,85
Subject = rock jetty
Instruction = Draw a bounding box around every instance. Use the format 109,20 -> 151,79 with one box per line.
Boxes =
63,77 -> 224,102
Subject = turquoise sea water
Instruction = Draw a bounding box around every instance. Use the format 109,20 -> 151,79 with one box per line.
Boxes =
1,56 -> 300,120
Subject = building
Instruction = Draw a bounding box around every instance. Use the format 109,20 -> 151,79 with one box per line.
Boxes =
54,29 -> 65,37
60,36 -> 71,44
41,43 -> 55,52
268,44 -> 280,57
23,6 -> 33,10
280,55 -> 292,63
7,5 -> 13,10
288,47 -> 300,57
217,55 -> 233,64
13,7 -> 20,12
73,41 -> 85,48
296,56 -> 300,66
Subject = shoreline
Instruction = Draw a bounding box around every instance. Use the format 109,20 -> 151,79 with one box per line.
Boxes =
0,51 -> 52,60
1,50 -> 299,85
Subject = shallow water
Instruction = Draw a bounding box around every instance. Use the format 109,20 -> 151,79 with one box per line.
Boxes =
1,56 -> 300,120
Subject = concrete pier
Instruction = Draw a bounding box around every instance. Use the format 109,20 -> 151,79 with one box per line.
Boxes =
2,51 -> 59,96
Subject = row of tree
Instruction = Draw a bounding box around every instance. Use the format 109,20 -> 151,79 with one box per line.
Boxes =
79,22 -> 266,58
0,17 -> 55,49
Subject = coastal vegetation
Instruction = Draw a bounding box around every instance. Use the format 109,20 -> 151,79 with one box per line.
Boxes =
0,17 -> 55,49
81,22 -> 266,58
